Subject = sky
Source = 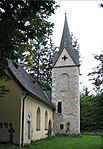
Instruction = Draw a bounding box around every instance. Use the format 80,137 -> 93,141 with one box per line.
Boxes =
50,0 -> 103,93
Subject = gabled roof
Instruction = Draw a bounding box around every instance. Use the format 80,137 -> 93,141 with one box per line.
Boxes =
8,61 -> 55,109
53,14 -> 79,67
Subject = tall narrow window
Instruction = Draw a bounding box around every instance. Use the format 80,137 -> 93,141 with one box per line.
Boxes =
27,121 -> 30,140
58,101 -> 62,114
36,107 -> 41,130
66,122 -> 70,131
60,73 -> 69,90
45,111 -> 48,130
48,120 -> 52,132
26,113 -> 32,140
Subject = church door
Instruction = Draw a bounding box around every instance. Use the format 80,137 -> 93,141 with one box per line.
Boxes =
48,120 -> 52,137
27,113 -> 32,141
48,120 -> 52,130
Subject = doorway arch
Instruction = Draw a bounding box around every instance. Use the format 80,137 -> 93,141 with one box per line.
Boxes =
26,112 -> 32,140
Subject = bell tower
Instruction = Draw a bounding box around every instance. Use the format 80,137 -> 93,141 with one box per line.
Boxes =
52,14 -> 80,135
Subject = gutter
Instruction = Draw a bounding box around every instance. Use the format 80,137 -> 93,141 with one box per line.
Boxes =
21,93 -> 28,146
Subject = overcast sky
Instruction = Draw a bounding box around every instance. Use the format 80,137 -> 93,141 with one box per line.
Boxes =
50,0 -> 103,93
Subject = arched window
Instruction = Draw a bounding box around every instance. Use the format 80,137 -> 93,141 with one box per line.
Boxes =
57,101 -> 62,114
45,111 -> 48,130
26,112 -> 32,140
36,107 -> 41,130
60,73 -> 69,90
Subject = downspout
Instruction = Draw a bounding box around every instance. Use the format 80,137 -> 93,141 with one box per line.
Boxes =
21,93 -> 28,146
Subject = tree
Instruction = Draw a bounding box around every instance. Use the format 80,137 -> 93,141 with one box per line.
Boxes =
0,0 -> 58,96
87,52 -> 103,132
28,32 -> 79,90
0,0 -> 58,81
71,32 -> 80,51
94,93 -> 103,131
81,86 -> 90,97
88,54 -> 103,93
30,37 -> 56,90
80,95 -> 93,131
80,91 -> 103,132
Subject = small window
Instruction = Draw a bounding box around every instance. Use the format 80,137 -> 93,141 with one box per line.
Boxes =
57,101 -> 62,114
0,123 -> 3,129
4,123 -> 8,129
67,122 -> 70,131
60,124 -> 64,130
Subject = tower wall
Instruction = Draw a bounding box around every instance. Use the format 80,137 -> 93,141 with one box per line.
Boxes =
52,49 -> 80,135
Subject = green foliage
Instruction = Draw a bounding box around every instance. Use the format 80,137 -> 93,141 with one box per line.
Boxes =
81,86 -> 90,97
0,0 -> 58,97
88,54 -> 103,93
18,43 -> 34,68
0,135 -> 103,149
81,96 -> 94,131
0,0 -> 79,93
29,38 -> 56,90
80,92 -> 103,132
31,136 -> 103,149
71,32 -> 80,51
0,0 -> 58,81
94,93 -> 103,130
0,86 -> 9,97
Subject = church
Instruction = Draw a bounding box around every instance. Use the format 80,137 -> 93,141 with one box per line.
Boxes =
0,14 -> 80,146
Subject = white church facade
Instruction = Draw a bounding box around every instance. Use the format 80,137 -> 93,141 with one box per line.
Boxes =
0,14 -> 80,146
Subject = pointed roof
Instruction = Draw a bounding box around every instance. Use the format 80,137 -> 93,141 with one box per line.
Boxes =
8,61 -> 55,109
53,13 -> 79,67
60,13 -> 73,52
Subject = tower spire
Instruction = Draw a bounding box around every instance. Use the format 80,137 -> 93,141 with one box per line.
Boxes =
59,13 -> 72,52
52,14 -> 79,67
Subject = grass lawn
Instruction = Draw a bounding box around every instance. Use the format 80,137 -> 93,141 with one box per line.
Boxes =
0,135 -> 103,149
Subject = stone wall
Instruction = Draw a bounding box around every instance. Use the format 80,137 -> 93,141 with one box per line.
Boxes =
52,49 -> 80,135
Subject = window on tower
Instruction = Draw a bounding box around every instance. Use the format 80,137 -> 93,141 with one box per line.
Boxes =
60,124 -> 64,130
57,101 -> 62,114
60,73 -> 69,90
